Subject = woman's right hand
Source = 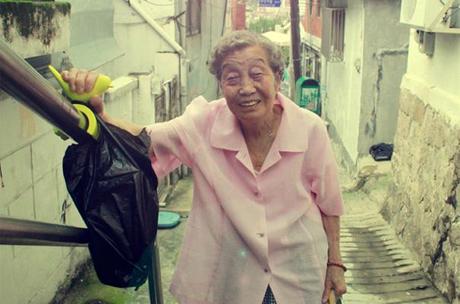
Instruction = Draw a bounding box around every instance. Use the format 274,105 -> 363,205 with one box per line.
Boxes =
61,68 -> 106,117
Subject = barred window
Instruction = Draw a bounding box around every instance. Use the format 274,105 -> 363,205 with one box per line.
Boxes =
186,0 -> 201,36
321,8 -> 345,61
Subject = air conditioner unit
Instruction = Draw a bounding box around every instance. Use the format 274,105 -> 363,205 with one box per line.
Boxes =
400,0 -> 443,28
400,0 -> 460,33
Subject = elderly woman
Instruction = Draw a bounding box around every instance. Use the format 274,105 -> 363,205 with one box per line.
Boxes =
63,30 -> 346,304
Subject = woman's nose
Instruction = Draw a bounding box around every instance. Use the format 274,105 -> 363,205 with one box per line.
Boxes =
239,77 -> 256,95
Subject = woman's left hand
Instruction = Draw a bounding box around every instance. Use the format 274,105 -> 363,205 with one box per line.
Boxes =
321,265 -> 347,303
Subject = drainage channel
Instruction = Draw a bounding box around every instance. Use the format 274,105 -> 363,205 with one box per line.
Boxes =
341,212 -> 448,304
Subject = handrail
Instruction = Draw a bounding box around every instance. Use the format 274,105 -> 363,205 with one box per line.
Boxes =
0,215 -> 163,304
0,39 -> 163,303
0,38 -> 93,143
0,216 -> 88,247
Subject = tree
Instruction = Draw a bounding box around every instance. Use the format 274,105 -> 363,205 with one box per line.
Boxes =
248,16 -> 284,33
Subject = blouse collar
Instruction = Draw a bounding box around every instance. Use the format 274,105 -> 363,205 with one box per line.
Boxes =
210,93 -> 310,153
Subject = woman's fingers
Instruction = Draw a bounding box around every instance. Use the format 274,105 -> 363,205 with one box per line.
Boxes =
334,280 -> 347,297
60,68 -> 105,115
62,68 -> 79,92
321,280 -> 332,303
89,95 -> 105,116
85,71 -> 98,92
323,266 -> 347,303
74,69 -> 89,93
61,68 -> 98,94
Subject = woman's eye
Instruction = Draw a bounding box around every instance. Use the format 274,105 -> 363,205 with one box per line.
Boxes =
226,76 -> 240,84
252,73 -> 263,80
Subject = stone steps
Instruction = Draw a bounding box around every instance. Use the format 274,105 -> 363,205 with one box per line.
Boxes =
340,213 -> 448,303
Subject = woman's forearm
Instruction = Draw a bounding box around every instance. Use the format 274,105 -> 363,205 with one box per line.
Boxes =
100,112 -> 144,136
321,214 -> 342,262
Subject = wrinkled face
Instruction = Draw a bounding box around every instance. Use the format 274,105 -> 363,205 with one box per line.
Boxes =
219,45 -> 280,123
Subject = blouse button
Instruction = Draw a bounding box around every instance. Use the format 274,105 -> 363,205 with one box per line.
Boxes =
257,232 -> 265,238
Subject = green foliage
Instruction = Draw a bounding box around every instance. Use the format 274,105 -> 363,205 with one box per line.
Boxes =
248,17 -> 285,33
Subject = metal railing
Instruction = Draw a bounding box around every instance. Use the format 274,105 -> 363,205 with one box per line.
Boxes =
0,216 -> 88,247
0,38 -> 163,304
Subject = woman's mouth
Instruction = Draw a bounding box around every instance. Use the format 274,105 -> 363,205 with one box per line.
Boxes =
239,99 -> 260,107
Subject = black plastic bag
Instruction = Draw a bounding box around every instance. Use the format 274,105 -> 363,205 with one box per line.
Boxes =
63,121 -> 159,288
369,143 -> 393,161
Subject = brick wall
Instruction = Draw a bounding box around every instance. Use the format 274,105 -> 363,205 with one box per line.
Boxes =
302,0 -> 322,38
231,0 -> 246,30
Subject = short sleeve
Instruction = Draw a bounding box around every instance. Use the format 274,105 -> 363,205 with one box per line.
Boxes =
145,96 -> 211,179
303,121 -> 344,216
144,119 -> 191,179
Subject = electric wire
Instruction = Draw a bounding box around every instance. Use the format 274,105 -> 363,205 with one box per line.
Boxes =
142,0 -> 176,6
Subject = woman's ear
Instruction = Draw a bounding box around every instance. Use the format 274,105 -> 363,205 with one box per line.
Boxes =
218,79 -> 224,96
274,72 -> 281,92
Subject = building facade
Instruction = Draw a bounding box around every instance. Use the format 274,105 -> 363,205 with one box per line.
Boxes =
301,0 -> 322,81
320,0 -> 409,172
383,2 -> 460,300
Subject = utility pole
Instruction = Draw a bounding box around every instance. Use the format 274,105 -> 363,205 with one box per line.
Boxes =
290,0 -> 301,82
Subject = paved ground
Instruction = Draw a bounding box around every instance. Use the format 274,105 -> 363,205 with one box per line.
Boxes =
340,200 -> 448,303
62,170 -> 448,304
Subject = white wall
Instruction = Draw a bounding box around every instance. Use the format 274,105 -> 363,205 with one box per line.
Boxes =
0,69 -> 160,304
0,6 -> 90,303
186,0 -> 227,101
0,1 -> 184,302
324,0 -> 364,164
101,0 -> 180,80
403,31 -> 460,124
0,85 -> 89,304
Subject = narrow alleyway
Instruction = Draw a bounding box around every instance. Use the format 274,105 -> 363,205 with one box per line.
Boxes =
62,172 -> 449,304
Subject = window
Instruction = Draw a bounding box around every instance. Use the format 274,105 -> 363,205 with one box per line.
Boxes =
309,0 -> 313,16
317,0 -> 321,17
186,0 -> 201,36
321,8 -> 345,61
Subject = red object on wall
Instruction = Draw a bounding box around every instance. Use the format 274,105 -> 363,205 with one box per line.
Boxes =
302,0 -> 322,38
231,0 -> 246,30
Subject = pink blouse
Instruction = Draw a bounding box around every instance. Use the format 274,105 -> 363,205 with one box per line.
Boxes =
146,93 -> 344,304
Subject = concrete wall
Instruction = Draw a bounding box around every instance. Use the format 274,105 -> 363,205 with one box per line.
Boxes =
104,0 -> 179,80
0,68 -> 163,304
0,1 -> 187,303
186,0 -> 227,101
358,0 -> 409,155
0,4 -> 89,304
323,0 -> 364,164
324,0 -> 409,170
383,32 -> 460,303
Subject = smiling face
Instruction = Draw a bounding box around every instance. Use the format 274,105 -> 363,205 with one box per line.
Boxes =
219,45 -> 281,124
